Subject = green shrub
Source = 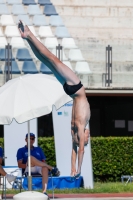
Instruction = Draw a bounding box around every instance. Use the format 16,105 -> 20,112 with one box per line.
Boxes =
39,137 -> 133,181
39,136 -> 133,182
1,137 -> 133,181
38,137 -> 56,166
0,138 -> 4,148
91,137 -> 133,181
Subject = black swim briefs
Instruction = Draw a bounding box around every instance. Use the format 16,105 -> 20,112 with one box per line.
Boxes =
63,81 -> 83,96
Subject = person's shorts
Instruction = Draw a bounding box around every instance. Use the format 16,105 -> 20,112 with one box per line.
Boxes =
25,166 -> 42,175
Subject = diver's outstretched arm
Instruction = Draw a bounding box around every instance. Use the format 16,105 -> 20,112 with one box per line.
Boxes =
77,128 -> 85,175
71,142 -> 77,176
18,21 -> 80,86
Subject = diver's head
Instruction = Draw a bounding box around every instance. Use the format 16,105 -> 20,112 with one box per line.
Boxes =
72,129 -> 90,147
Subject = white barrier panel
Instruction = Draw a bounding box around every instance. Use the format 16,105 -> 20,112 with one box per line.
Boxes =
52,101 -> 93,188
4,119 -> 37,166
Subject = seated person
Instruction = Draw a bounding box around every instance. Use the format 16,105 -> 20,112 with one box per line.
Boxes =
0,146 -> 16,183
16,133 -> 60,198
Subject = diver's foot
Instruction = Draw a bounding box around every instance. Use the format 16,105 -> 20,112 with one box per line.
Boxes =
18,20 -> 31,39
18,20 -> 24,32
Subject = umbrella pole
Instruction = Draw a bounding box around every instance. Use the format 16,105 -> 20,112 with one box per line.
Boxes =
28,120 -> 32,191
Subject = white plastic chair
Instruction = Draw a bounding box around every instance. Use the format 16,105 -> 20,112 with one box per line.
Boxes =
27,5 -> 42,15
1,15 -> 15,26
55,27 -> 71,38
45,37 -> 58,49
0,37 -> 7,48
28,26 -> 37,36
75,62 -> 92,74
10,37 -> 26,48
5,26 -> 20,37
7,0 -> 21,4
16,15 -> 32,26
33,15 -> 48,26
52,48 -> 68,61
0,4 -> 9,14
0,28 -> 4,36
39,26 -> 54,37
63,61 -> 73,71
49,15 -> 64,27
12,4 -> 26,15
62,38 -> 77,49
68,49 -> 84,61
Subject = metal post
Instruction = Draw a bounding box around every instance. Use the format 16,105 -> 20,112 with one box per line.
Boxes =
5,44 -> 12,83
108,45 -> 110,87
105,45 -> 112,87
56,44 -> 63,61
3,176 -> 6,200
28,120 -> 32,191
110,46 -> 112,84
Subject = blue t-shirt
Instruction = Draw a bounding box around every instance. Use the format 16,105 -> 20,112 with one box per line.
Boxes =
0,147 -> 3,158
16,146 -> 46,164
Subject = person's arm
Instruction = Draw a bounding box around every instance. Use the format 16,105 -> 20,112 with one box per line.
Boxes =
39,147 -> 47,163
18,160 -> 27,169
71,142 -> 77,176
77,128 -> 85,174
17,148 -> 26,169
0,158 -> 2,165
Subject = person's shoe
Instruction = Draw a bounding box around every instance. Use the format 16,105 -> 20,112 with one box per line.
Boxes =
51,167 -> 60,176
44,192 -> 50,200
6,174 -> 17,183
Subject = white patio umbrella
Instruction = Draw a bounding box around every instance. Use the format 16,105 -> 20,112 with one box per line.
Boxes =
0,74 -> 72,192
0,74 -> 71,124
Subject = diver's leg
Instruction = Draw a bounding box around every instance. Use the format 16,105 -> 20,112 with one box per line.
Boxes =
18,22 -> 80,86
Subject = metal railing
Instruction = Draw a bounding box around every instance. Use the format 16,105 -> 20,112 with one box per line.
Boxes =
56,44 -> 63,61
103,45 -> 112,87
4,44 -> 12,83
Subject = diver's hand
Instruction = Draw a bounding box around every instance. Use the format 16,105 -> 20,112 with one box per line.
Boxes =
74,172 -> 81,179
70,170 -> 76,177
